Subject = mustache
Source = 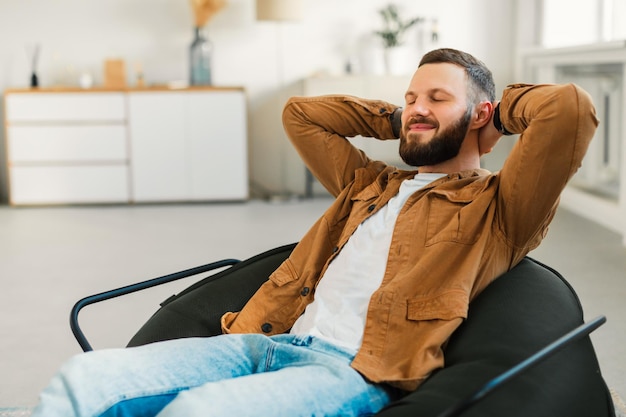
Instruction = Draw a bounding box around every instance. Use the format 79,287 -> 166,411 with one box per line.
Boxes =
405,116 -> 438,128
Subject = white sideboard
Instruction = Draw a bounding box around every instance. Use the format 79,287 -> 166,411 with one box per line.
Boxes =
5,92 -> 129,204
4,87 -> 248,205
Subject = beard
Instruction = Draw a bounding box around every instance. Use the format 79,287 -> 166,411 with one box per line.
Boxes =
399,110 -> 472,167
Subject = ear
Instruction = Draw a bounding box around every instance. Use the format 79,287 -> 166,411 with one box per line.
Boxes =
471,101 -> 494,129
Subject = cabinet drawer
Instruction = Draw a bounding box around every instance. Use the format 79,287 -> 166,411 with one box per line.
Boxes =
8,125 -> 127,162
10,166 -> 129,205
5,93 -> 125,122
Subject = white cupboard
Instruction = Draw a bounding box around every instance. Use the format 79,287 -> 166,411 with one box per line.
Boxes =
5,92 -> 129,204
128,90 -> 248,202
4,87 -> 248,205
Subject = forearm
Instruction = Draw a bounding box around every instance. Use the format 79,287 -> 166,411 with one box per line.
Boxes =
282,95 -> 399,195
500,83 -> 597,140
500,83 -> 598,186
283,95 -> 399,140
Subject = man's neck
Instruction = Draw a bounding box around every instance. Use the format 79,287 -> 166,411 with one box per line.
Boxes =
418,156 -> 481,174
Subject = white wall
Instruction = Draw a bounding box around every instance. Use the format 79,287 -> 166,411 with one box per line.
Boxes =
0,0 -> 517,202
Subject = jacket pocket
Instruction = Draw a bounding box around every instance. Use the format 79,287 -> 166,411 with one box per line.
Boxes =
425,188 -> 485,246
268,259 -> 299,287
407,290 -> 469,321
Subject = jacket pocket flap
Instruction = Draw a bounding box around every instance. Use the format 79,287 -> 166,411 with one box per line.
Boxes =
407,290 -> 469,321
351,180 -> 381,202
428,188 -> 476,204
268,259 -> 298,287
428,178 -> 491,203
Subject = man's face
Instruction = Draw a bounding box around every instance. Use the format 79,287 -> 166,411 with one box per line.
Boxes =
399,63 -> 472,167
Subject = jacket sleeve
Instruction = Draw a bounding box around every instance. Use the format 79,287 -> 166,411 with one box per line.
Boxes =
282,95 -> 399,197
496,83 -> 598,251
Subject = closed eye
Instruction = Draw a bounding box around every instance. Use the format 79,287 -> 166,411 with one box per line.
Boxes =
405,91 -> 451,105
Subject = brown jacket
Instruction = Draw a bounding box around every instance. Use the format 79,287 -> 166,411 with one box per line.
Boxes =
222,83 -> 598,391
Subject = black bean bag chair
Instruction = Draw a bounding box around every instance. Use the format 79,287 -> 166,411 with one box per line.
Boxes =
75,243 -> 615,416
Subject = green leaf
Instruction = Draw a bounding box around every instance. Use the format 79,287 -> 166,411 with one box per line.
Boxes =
374,3 -> 423,48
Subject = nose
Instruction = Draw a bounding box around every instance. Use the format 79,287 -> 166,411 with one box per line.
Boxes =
405,97 -> 431,118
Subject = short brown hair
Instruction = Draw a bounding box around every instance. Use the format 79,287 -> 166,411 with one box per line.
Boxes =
419,48 -> 495,103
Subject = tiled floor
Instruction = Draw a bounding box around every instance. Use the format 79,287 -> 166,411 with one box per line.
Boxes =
0,198 -> 624,408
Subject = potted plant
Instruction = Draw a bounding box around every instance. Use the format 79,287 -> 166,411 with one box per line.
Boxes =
374,4 -> 423,75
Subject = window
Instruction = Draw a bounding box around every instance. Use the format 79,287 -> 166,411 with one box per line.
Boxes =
541,0 -> 625,48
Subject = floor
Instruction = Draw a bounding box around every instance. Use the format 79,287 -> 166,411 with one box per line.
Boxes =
0,198 -> 624,408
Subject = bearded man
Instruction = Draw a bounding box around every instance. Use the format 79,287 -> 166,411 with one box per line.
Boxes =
32,48 -> 597,417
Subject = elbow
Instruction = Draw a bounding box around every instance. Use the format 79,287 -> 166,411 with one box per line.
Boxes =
565,83 -> 599,131
571,84 -> 600,149
282,96 -> 312,145
544,84 -> 599,144
282,96 -> 306,132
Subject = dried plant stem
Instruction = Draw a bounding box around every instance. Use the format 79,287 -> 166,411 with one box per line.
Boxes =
190,0 -> 227,27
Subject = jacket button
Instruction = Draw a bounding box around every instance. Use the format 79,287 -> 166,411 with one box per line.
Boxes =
261,323 -> 273,333
300,287 -> 310,296
368,204 -> 376,212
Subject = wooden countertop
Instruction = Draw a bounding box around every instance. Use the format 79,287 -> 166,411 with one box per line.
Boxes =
4,85 -> 245,94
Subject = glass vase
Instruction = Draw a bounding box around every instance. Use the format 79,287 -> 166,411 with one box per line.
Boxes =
190,26 -> 213,86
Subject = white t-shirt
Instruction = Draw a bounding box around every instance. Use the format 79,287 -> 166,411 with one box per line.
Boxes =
290,173 -> 445,351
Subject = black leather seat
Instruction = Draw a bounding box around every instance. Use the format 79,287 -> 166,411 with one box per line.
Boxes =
103,243 -> 615,416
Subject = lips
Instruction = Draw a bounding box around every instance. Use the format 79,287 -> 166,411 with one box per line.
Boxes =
409,123 -> 435,131
406,117 -> 437,132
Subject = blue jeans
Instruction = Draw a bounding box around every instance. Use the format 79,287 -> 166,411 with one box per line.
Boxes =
32,334 -> 397,417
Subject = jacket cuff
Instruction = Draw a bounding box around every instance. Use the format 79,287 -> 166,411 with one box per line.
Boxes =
493,103 -> 513,135
391,107 -> 403,138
